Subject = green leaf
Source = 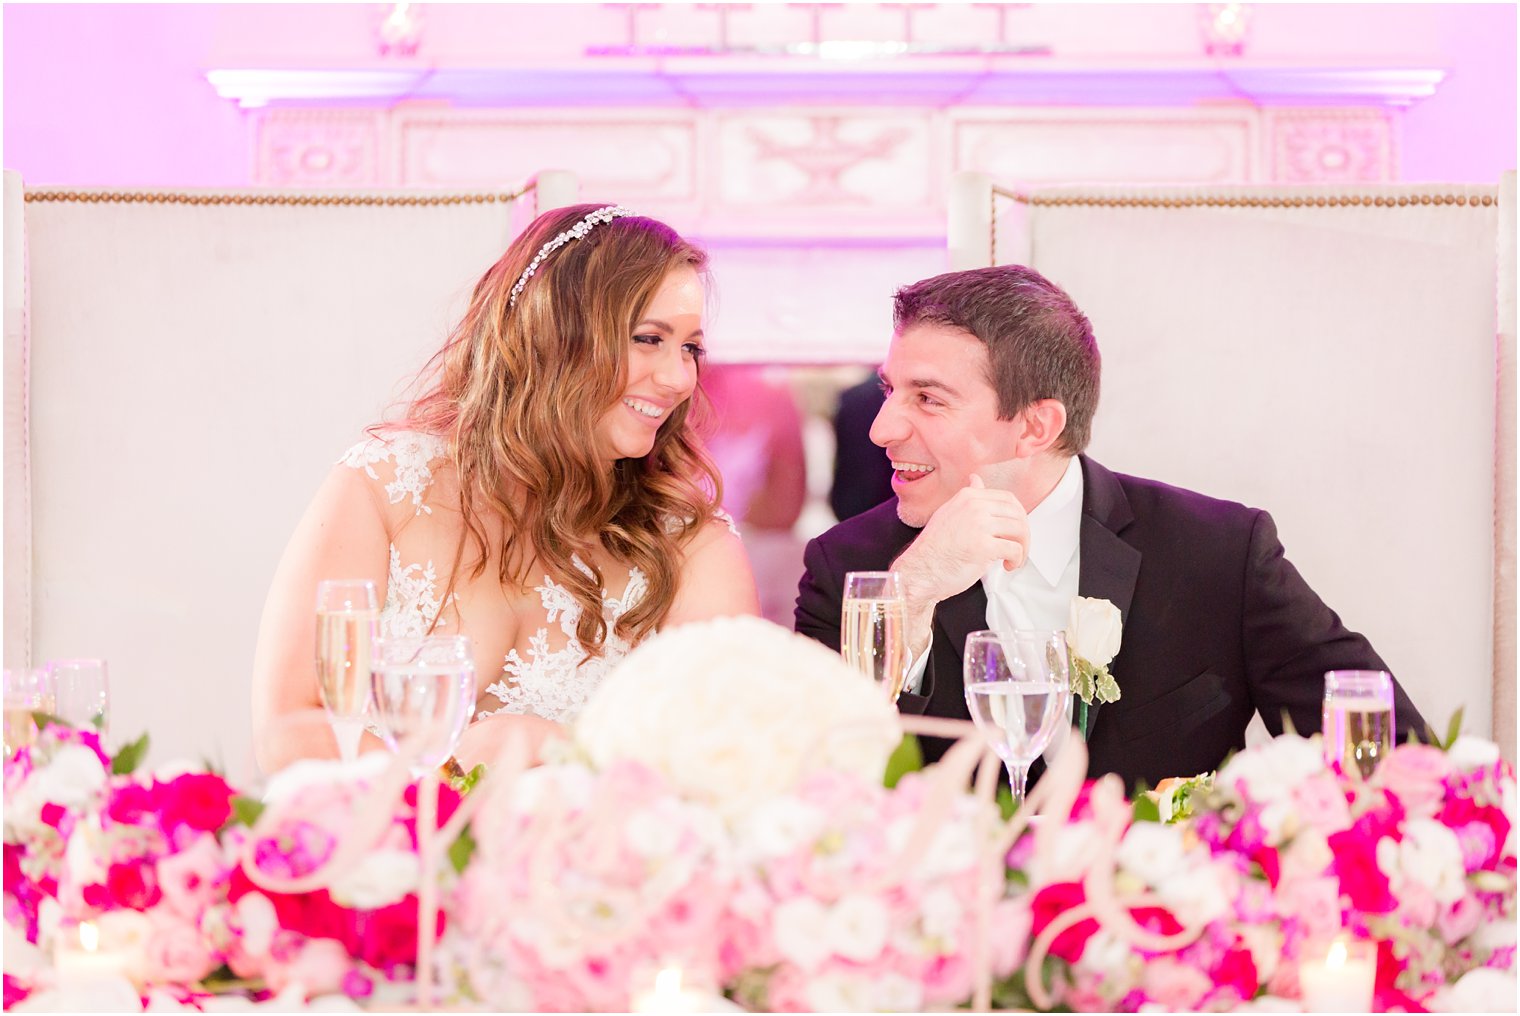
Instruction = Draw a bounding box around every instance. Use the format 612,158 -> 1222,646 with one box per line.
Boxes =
1441,707 -> 1465,751
110,733 -> 150,775
1132,792 -> 1161,824
996,784 -> 1016,821
30,711 -> 66,733
448,763 -> 487,796
883,733 -> 923,789
230,795 -> 266,829
448,825 -> 477,874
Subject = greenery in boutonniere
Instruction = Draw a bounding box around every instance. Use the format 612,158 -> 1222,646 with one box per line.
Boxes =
1066,596 -> 1123,738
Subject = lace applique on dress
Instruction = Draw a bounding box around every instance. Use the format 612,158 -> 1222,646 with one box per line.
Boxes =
338,431 -> 448,516
479,559 -> 646,725
381,546 -> 449,638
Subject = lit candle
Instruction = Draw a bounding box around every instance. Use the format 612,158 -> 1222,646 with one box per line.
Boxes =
53,920 -> 137,983
630,966 -> 742,1014
1299,936 -> 1376,1013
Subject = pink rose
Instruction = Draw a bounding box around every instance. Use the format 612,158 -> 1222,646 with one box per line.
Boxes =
141,909 -> 217,985
1439,798 -> 1511,871
156,836 -> 227,921
265,936 -> 352,996
1328,825 -> 1397,913
1377,745 -> 1455,819
1141,958 -> 1211,1010
1437,893 -> 1483,944
1276,877 -> 1343,941
1290,773 -> 1352,832
1211,946 -> 1260,1003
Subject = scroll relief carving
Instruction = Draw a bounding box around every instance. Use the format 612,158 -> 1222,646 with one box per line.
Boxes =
257,113 -> 383,187
1271,112 -> 1394,183
731,114 -> 922,206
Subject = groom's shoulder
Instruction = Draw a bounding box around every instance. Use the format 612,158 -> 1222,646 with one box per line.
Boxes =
1098,460 -> 1264,538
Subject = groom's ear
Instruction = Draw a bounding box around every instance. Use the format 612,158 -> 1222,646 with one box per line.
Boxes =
1014,399 -> 1068,457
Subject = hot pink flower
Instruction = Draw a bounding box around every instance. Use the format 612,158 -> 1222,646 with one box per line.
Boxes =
1211,945 -> 1260,1002
160,773 -> 234,834
1029,882 -> 1098,962
1327,827 -> 1396,913
1438,798 -> 1511,871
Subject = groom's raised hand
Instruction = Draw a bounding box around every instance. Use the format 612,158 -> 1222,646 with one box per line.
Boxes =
890,473 -> 1031,657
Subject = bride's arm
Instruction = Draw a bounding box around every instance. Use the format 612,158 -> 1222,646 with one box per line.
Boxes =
665,517 -> 761,626
251,464 -> 391,774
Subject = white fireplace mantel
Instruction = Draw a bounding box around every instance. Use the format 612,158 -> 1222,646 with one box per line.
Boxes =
206,58 -> 1445,110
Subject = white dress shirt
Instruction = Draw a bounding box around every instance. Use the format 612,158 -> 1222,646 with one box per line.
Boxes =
904,456 -> 1085,693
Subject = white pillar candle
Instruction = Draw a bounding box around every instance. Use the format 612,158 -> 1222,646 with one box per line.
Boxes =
1299,936 -> 1377,1013
630,966 -> 743,1014
52,918 -> 136,979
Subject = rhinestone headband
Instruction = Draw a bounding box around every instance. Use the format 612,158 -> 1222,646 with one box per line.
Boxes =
507,205 -> 637,308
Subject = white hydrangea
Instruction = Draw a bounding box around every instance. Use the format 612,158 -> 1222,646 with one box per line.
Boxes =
574,617 -> 901,819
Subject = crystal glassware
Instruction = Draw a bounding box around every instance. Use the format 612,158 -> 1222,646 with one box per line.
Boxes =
841,570 -> 909,703
4,668 -> 55,760
963,629 -> 1072,806
48,659 -> 109,735
315,579 -> 380,763
1322,669 -> 1395,779
370,635 -> 476,778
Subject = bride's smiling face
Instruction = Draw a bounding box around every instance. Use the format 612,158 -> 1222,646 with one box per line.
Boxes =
596,265 -> 706,461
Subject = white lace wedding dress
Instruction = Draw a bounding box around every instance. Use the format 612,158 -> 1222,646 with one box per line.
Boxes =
339,430 -> 684,725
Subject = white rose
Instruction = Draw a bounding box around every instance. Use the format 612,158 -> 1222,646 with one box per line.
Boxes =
1447,735 -> 1502,771
328,849 -> 419,910
774,898 -> 832,969
1382,820 -> 1467,904
807,972 -> 922,1014
1068,597 -> 1122,667
1217,734 -> 1323,804
1427,967 -> 1518,1013
827,894 -> 890,962
30,743 -> 108,810
574,617 -> 900,819
1155,863 -> 1232,927
734,797 -> 824,862
1116,822 -> 1188,887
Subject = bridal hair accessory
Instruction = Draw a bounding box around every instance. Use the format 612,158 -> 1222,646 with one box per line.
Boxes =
507,205 -> 637,308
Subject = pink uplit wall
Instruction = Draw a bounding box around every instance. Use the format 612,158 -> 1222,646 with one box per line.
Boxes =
4,3 -> 1515,188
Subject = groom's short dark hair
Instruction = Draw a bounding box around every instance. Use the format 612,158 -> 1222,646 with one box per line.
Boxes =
892,265 -> 1101,455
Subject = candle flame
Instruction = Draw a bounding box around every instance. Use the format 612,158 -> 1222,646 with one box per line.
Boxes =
79,921 -> 100,952
654,966 -> 683,995
1327,938 -> 1348,967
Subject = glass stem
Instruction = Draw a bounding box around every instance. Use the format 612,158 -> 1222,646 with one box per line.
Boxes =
331,716 -> 363,763
1006,761 -> 1031,807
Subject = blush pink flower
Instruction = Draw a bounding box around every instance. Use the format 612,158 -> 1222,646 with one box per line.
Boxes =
1291,773 -> 1352,832
141,908 -> 218,985
1436,894 -> 1483,945
1141,957 -> 1211,1010
264,937 -> 351,997
156,835 -> 227,921
1378,745 -> 1455,819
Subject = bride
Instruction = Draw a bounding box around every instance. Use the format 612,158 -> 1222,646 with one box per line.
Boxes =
251,204 -> 760,773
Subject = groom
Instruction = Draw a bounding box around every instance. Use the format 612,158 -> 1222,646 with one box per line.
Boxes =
794,265 -> 1431,792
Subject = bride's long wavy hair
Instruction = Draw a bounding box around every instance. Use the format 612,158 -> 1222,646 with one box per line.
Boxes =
398,204 -> 721,653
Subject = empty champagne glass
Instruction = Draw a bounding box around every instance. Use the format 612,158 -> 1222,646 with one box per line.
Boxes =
841,571 -> 909,703
1323,670 -> 1395,779
963,629 -> 1072,806
315,579 -> 380,763
370,636 -> 475,778
48,659 -> 109,735
4,668 -> 54,760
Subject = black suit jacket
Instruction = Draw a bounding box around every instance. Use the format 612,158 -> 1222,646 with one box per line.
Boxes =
795,456 -> 1431,793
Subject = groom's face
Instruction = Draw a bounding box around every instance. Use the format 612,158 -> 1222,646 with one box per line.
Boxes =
869,322 -> 1022,528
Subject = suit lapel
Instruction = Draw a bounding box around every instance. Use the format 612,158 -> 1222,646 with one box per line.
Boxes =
1076,457 -> 1141,738
932,582 -> 990,694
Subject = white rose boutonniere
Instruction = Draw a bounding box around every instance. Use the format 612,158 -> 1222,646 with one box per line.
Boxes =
1066,596 -> 1123,736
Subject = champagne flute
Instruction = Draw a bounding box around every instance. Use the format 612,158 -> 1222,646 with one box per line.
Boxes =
48,659 -> 109,735
3,668 -> 54,760
963,629 -> 1072,806
315,579 -> 380,763
841,571 -> 909,702
1322,670 -> 1395,779
370,636 -> 475,779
